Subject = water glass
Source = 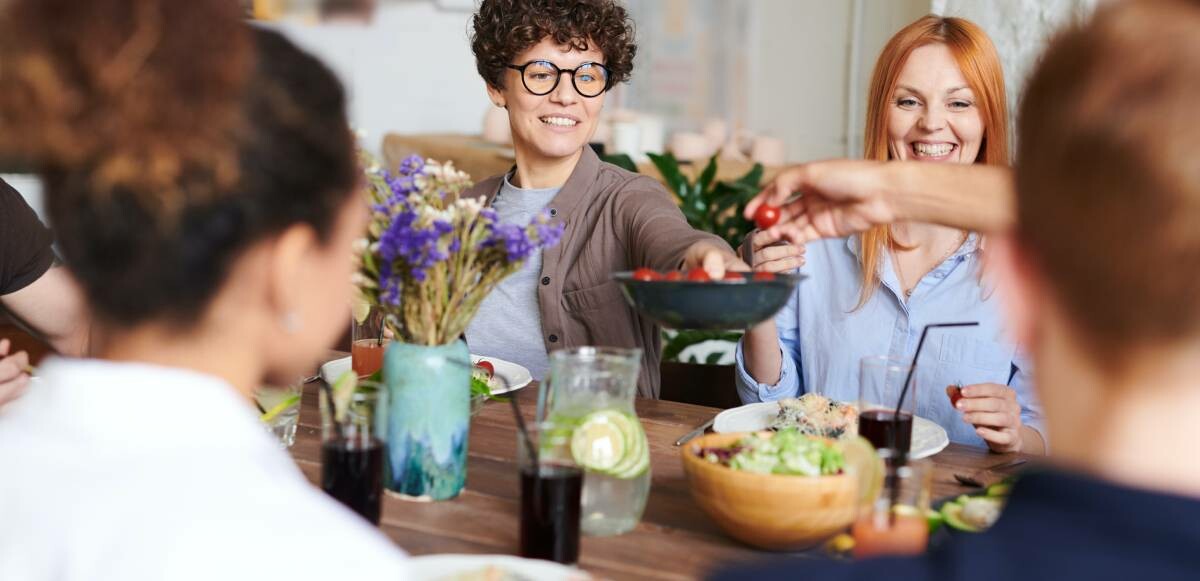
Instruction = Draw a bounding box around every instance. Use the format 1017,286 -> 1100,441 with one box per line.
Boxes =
255,384 -> 302,448
517,422 -> 583,564
858,356 -> 918,453
320,381 -> 387,525
853,450 -> 933,558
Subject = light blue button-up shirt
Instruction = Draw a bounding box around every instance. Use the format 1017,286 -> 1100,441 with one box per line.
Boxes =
734,234 -> 1044,448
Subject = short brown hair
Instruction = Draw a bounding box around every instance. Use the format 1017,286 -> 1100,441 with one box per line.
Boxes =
1016,0 -> 1200,368
470,0 -> 636,90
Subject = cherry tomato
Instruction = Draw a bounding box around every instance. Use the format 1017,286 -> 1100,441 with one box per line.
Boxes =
632,267 -> 662,282
722,271 -> 745,281
752,272 -> 776,281
664,271 -> 685,281
754,205 -> 781,230
947,385 -> 963,407
686,268 -> 711,282
475,360 -> 495,378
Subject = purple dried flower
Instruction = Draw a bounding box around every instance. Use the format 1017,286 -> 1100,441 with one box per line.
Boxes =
398,154 -> 424,177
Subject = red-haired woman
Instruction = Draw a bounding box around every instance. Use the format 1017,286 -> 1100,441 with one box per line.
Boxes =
737,16 -> 1044,454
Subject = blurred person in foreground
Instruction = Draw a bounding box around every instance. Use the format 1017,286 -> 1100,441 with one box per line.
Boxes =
718,0 -> 1200,578
0,1 -> 408,578
0,178 -> 87,406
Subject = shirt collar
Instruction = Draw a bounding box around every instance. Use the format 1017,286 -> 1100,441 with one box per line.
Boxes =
846,231 -> 981,261
464,146 -> 601,218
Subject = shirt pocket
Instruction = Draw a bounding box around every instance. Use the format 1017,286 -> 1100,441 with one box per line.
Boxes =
931,334 -> 1016,387
562,279 -> 627,313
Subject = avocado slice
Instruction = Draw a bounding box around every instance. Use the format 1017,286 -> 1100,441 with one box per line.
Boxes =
987,482 -> 1012,497
941,502 -> 982,533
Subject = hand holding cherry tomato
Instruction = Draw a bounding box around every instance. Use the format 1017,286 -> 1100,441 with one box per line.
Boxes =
754,205 -> 781,230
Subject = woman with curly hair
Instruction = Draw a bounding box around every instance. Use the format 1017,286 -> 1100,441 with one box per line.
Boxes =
464,0 -> 743,397
0,0 -> 408,577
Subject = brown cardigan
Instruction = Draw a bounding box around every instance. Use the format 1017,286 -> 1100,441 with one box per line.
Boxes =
463,148 -> 730,397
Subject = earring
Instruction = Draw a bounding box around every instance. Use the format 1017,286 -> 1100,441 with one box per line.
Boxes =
281,312 -> 302,334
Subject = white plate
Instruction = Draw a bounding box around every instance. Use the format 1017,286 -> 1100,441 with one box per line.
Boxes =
319,354 -> 532,395
712,401 -> 950,460
407,554 -> 589,581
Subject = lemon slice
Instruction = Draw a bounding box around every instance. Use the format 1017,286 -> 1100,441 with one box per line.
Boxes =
259,393 -> 300,423
330,370 -> 358,423
352,299 -> 372,325
838,436 -> 884,508
570,410 -> 630,472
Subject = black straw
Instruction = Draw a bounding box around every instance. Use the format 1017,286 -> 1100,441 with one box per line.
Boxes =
887,321 -> 977,524
508,387 -> 540,470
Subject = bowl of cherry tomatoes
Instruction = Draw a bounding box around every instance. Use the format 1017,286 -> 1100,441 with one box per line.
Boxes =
612,268 -> 802,330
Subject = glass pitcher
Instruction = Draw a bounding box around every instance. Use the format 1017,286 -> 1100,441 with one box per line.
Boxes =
540,347 -> 650,537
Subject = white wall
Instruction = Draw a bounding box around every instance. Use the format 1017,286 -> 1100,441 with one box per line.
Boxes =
932,0 -> 1099,129
272,2 -> 490,153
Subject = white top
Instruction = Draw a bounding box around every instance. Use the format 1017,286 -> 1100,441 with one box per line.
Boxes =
464,173 -> 560,381
0,357 -> 409,581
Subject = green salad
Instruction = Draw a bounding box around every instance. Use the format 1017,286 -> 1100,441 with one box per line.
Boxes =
700,428 -> 845,476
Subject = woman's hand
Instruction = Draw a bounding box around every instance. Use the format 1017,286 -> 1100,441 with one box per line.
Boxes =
0,339 -> 32,407
681,241 -> 749,278
746,230 -> 806,273
953,382 -> 1026,453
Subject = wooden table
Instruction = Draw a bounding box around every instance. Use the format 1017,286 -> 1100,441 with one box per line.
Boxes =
288,382 -> 1029,579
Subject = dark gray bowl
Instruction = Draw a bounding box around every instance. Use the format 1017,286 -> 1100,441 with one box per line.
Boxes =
613,271 -> 803,330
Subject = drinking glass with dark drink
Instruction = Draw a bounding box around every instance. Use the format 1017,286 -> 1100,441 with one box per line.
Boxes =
320,381 -> 386,525
518,422 -> 583,565
858,356 -> 917,453
351,302 -> 389,377
853,450 -> 932,558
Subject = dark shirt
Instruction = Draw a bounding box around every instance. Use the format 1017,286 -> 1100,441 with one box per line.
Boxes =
0,178 -> 54,295
711,468 -> 1200,581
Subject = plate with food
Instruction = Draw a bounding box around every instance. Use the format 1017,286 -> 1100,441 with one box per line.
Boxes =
407,554 -> 589,581
318,354 -> 532,395
612,269 -> 802,330
712,394 -> 950,459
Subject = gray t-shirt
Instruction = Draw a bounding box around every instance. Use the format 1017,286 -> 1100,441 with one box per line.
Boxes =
464,175 -> 559,380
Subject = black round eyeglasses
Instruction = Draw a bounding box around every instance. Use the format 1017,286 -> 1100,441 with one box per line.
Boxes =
506,60 -> 612,98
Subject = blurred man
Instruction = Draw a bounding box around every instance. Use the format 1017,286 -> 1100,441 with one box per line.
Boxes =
722,0 -> 1200,578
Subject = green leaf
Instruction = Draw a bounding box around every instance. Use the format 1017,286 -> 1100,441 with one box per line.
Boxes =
735,163 -> 765,189
647,152 -> 689,194
602,153 -> 639,173
661,329 -> 744,362
704,351 -> 724,365
698,155 -> 719,193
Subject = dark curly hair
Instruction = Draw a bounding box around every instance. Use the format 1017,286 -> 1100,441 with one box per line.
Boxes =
0,0 -> 357,327
471,0 -> 636,91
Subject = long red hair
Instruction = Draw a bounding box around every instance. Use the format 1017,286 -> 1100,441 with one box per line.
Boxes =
857,16 -> 1008,307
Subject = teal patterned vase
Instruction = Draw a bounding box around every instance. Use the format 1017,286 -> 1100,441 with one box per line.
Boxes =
381,339 -> 471,500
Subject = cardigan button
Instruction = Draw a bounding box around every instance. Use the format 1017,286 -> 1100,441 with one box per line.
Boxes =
541,276 -> 551,285
548,334 -> 559,343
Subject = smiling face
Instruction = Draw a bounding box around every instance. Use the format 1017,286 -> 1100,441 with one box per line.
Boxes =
487,37 -> 606,166
887,43 -> 984,165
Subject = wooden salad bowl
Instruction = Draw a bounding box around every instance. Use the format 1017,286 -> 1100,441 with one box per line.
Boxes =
680,432 -> 858,550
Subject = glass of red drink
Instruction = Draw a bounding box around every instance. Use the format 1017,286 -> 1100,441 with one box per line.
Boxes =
853,451 -> 932,559
858,356 -> 918,453
518,422 -> 582,565
320,381 -> 387,525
